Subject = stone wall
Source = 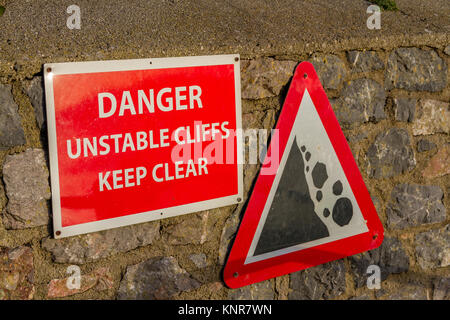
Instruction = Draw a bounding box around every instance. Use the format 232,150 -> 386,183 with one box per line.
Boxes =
0,44 -> 448,300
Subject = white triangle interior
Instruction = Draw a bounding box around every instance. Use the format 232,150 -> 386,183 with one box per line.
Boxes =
245,89 -> 368,265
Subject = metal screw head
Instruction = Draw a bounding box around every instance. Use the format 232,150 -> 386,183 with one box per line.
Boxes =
234,57 -> 239,62
303,73 -> 308,79
46,67 -> 52,73
373,234 -> 378,240
237,197 -> 242,202
233,272 -> 239,278
55,230 -> 61,236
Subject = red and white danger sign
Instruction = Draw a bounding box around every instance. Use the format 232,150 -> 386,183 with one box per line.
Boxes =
223,62 -> 384,288
44,55 -> 243,238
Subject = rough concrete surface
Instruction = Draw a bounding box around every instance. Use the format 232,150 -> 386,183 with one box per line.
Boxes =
0,0 -> 449,74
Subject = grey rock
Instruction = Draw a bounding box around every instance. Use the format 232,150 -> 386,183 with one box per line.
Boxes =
381,282 -> 428,300
386,184 -> 446,229
289,260 -> 346,299
385,48 -> 447,92
309,54 -> 347,90
2,149 -> 51,229
42,221 -> 160,264
0,246 -> 34,300
241,58 -> 297,99
412,99 -> 450,136
415,225 -> 450,270
393,97 -> 416,122
218,205 -> 242,266
349,237 -> 409,288
433,277 -> 449,300
333,79 -> 386,125
417,139 -> 436,153
0,84 -> 26,149
347,51 -> 384,73
189,253 -> 207,269
164,212 -> 209,245
229,280 -> 274,300
117,256 -> 200,300
218,164 -> 258,265
444,45 -> 450,56
366,128 -> 416,178
23,76 -> 45,129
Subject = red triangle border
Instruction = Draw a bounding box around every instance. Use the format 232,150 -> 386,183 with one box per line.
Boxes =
223,61 -> 384,289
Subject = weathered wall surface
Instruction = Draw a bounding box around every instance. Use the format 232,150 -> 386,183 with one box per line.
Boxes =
0,44 -> 448,300
0,0 -> 449,301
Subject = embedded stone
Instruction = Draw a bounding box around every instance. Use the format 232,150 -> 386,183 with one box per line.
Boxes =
385,48 -> 447,91
42,221 -> 160,264
218,205 -> 242,266
433,277 -> 449,300
380,282 -> 428,300
241,58 -> 297,99
289,260 -> 346,299
393,97 -> 416,122
423,144 -> 450,179
0,246 -> 34,300
412,99 -> 449,136
417,139 -> 436,153
23,76 -> 45,129
309,54 -> 347,90
164,212 -> 209,245
47,267 -> 114,298
415,225 -> 450,270
386,184 -> 446,229
349,237 -> 409,288
0,83 -> 26,148
347,51 -> 384,73
218,164 -> 258,265
189,253 -> 208,269
333,79 -> 386,125
2,148 -> 51,229
366,128 -> 416,178
117,256 -> 200,300
228,280 -> 274,300
444,45 -> 450,56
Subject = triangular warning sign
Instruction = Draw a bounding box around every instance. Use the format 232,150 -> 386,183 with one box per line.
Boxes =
224,62 -> 384,288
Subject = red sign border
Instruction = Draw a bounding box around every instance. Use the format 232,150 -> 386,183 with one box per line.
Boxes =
44,55 -> 243,239
223,61 -> 384,289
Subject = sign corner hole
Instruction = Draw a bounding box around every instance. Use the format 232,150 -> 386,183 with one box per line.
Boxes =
303,73 -> 308,79
233,272 -> 239,278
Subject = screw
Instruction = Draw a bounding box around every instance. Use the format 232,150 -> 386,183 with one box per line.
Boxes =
373,234 -> 378,240
303,73 -> 308,79
47,67 -> 52,73
233,272 -> 239,278
237,197 -> 242,202
55,231 -> 61,236
234,57 -> 239,62
149,61 -> 152,64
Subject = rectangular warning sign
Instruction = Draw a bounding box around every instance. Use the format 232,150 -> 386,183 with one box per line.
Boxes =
44,55 -> 243,238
